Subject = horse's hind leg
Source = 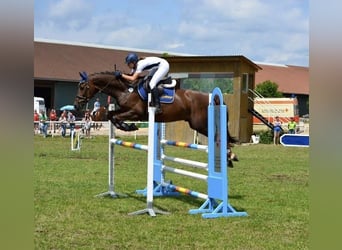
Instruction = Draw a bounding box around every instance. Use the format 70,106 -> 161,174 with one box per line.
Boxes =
226,142 -> 239,168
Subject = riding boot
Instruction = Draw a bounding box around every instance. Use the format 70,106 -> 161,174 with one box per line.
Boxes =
151,87 -> 162,114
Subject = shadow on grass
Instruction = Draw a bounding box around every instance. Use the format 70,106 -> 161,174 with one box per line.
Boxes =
116,191 -> 248,214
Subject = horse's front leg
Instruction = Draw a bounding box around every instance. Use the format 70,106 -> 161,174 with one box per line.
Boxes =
107,110 -> 139,131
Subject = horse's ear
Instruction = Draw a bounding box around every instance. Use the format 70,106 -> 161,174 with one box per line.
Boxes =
79,71 -> 88,81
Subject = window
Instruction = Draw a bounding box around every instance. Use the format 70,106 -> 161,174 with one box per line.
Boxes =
179,72 -> 234,94
242,73 -> 248,93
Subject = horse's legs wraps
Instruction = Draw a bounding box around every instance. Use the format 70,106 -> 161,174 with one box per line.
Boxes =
107,110 -> 139,131
227,148 -> 238,168
111,119 -> 138,132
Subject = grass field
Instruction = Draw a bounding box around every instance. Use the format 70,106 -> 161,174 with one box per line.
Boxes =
34,134 -> 309,249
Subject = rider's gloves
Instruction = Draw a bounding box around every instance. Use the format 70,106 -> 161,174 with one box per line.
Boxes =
114,71 -> 122,79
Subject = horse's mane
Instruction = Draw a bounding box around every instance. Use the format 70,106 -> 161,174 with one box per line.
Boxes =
89,71 -> 115,77
89,71 -> 141,89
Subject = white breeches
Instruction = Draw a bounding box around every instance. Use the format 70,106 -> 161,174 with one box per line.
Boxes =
149,60 -> 169,89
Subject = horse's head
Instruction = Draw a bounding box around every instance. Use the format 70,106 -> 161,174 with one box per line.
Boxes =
74,71 -> 99,110
74,70 -> 136,111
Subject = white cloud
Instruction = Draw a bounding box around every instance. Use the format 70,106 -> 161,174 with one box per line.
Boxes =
34,0 -> 309,66
164,42 -> 185,50
48,0 -> 91,18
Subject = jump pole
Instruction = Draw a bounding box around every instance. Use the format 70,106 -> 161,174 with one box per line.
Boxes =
128,93 -> 169,217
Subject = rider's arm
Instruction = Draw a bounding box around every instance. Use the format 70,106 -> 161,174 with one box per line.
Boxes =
122,71 -> 140,82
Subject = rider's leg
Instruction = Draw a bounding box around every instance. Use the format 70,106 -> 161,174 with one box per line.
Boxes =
150,87 -> 162,113
149,62 -> 169,113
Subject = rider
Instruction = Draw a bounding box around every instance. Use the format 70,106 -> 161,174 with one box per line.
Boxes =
115,53 -> 169,114
91,98 -> 101,116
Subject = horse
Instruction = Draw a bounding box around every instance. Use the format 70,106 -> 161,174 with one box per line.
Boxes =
91,106 -> 107,121
74,71 -> 238,167
90,106 -> 107,130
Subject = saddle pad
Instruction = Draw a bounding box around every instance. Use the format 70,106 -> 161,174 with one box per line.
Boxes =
137,82 -> 175,104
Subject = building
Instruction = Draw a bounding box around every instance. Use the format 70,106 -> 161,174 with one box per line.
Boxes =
255,62 -> 309,116
34,39 -> 261,142
35,39 -> 310,142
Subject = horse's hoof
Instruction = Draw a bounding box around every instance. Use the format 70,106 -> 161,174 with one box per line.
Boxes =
155,109 -> 162,115
231,153 -> 239,162
112,121 -> 130,131
228,160 -> 234,168
128,123 -> 139,131
121,123 -> 131,131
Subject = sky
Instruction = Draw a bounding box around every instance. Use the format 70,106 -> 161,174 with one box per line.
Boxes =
34,0 -> 309,66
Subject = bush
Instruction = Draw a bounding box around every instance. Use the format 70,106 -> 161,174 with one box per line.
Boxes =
258,130 -> 273,144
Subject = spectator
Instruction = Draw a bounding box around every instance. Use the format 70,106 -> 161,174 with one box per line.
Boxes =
39,110 -> 48,137
59,110 -> 68,137
82,111 -> 92,138
287,117 -> 297,134
273,116 -> 282,145
49,108 -> 57,134
34,110 -> 39,133
67,111 -> 76,136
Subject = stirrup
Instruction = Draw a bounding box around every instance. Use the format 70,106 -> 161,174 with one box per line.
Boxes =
155,105 -> 162,114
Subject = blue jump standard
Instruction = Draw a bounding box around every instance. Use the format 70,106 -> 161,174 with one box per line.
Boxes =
136,87 -> 248,219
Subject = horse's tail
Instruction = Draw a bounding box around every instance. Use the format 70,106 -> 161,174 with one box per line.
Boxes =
228,131 -> 238,144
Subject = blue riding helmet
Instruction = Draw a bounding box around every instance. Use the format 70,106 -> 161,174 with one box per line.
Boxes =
125,53 -> 138,64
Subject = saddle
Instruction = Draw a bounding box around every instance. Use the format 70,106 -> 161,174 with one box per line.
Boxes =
137,69 -> 177,104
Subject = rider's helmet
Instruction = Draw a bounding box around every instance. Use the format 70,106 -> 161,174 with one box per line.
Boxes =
125,53 -> 139,65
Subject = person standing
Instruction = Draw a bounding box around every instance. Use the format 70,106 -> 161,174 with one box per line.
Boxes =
287,117 -> 297,134
49,108 -> 57,134
82,111 -> 92,138
39,110 -> 48,137
34,110 -> 39,134
59,110 -> 68,137
273,116 -> 282,145
67,111 -> 76,137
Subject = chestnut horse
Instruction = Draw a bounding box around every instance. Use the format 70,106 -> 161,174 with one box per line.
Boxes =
91,106 -> 107,121
74,71 -> 238,167
90,106 -> 107,130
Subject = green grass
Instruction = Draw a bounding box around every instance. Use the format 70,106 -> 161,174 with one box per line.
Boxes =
34,134 -> 309,249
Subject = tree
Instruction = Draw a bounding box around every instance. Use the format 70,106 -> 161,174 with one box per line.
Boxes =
255,80 -> 283,97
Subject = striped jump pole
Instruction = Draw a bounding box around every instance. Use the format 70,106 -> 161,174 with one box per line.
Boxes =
110,139 -> 148,151
160,139 -> 208,151
162,183 -> 208,200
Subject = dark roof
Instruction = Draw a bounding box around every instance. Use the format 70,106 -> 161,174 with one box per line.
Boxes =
165,55 -> 261,70
34,39 -> 308,96
34,40 -> 166,81
255,63 -> 309,95
34,39 -> 260,81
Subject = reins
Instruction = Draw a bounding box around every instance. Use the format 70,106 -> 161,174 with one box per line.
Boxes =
76,72 -> 140,107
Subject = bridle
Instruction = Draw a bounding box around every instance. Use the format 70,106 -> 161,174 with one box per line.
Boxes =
76,80 -> 90,103
76,77 -> 112,104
